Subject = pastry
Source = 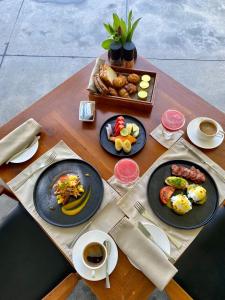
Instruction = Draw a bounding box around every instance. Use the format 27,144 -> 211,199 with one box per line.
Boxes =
127,73 -> 140,84
99,64 -> 117,86
94,73 -> 109,95
118,88 -> 129,98
124,83 -> 137,94
113,75 -> 127,88
108,87 -> 118,96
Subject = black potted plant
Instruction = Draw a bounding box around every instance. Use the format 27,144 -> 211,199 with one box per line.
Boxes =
101,10 -> 141,67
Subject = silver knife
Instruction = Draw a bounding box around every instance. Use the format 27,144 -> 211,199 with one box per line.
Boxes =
179,139 -> 225,182
138,222 -> 175,264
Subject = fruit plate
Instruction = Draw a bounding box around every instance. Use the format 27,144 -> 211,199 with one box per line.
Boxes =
33,159 -> 104,227
99,114 -> 147,157
147,160 -> 219,230
89,66 -> 157,113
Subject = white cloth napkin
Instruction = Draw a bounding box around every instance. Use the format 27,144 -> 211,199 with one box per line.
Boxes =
110,218 -> 178,290
150,123 -> 183,149
0,118 -> 41,165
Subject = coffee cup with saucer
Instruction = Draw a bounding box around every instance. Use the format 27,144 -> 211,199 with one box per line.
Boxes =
198,118 -> 223,140
72,229 -> 118,281
187,117 -> 224,149
82,241 -> 107,278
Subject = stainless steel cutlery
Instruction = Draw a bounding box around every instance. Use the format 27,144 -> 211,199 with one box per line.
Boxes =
138,222 -> 175,264
134,201 -> 182,249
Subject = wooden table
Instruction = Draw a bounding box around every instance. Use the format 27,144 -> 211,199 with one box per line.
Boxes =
0,56 -> 224,300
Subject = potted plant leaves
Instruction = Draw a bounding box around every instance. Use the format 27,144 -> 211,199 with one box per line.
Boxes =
102,10 -> 141,67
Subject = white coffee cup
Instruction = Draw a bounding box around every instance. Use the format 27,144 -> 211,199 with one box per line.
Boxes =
82,241 -> 107,278
198,118 -> 222,139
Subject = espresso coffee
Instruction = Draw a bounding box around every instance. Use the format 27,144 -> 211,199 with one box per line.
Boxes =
200,121 -> 217,136
83,242 -> 106,266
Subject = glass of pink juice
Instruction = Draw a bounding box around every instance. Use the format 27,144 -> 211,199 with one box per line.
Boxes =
114,158 -> 140,185
161,109 -> 185,140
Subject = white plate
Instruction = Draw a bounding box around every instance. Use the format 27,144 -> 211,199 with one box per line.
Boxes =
9,139 -> 39,163
187,117 -> 224,149
72,230 -> 118,281
128,222 -> 171,270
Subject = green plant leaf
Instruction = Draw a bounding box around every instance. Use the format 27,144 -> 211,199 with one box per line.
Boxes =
120,18 -> 127,45
113,13 -> 120,30
128,10 -> 133,32
109,24 -> 114,34
127,17 -> 141,41
101,39 -> 113,50
103,23 -> 114,35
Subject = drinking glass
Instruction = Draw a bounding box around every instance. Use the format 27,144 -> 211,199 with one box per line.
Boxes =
161,109 -> 185,140
114,158 -> 139,185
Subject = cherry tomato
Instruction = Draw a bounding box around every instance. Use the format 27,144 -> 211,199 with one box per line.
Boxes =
59,175 -> 68,182
160,186 -> 175,204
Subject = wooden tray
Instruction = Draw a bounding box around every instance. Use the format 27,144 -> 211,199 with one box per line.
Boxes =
88,66 -> 157,113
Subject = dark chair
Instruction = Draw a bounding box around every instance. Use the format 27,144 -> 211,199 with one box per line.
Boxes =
0,184 -> 78,300
175,206 -> 225,300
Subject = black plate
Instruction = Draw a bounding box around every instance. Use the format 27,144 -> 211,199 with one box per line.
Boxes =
99,114 -> 147,157
33,159 -> 104,227
147,160 -> 219,229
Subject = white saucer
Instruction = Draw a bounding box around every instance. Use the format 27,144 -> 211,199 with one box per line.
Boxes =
9,139 -> 39,163
128,222 -> 171,270
187,117 -> 224,149
72,230 -> 118,281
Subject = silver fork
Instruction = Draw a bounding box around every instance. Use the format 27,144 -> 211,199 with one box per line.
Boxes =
13,152 -> 57,191
134,201 -> 182,249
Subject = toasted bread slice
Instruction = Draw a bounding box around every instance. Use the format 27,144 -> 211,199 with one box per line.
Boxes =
99,64 -> 117,86
94,73 -> 109,95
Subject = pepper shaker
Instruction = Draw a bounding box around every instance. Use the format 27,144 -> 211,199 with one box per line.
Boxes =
122,41 -> 135,68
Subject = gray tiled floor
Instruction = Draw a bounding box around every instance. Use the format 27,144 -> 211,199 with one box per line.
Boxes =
7,0 -> 125,56
0,56 -> 92,121
0,0 -> 224,298
0,0 -> 23,54
132,0 -> 225,60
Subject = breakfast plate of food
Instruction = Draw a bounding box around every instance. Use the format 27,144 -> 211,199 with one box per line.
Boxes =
33,159 -> 104,227
99,114 -> 146,157
147,160 -> 219,229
